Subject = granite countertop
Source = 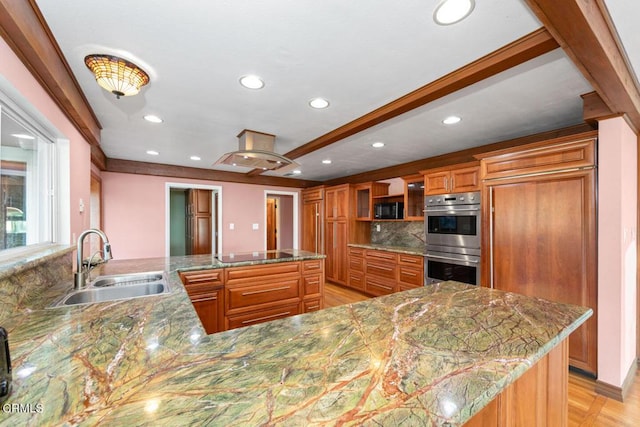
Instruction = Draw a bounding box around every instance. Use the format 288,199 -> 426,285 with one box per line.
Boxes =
348,243 -> 424,256
1,252 -> 590,426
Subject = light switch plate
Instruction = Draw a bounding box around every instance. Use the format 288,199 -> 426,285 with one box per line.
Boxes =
252,223 -> 259,230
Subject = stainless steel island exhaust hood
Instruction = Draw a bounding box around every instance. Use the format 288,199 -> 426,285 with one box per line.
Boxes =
214,129 -> 299,172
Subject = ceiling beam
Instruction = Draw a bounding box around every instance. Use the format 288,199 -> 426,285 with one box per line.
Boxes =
0,0 -> 102,146
524,0 -> 640,133
106,159 -> 321,189
247,27 -> 559,177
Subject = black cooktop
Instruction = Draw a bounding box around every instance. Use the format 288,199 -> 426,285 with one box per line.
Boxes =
216,251 -> 295,263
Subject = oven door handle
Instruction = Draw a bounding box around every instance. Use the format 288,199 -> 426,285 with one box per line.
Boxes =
425,254 -> 480,264
424,207 -> 480,213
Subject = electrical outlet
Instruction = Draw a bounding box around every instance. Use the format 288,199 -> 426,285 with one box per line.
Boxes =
376,224 -> 381,232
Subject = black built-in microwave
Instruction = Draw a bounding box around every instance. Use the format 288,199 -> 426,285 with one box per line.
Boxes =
374,202 -> 404,219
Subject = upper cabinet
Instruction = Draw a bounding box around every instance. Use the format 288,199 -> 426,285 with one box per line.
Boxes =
422,162 -> 480,195
325,184 -> 350,220
403,174 -> 424,221
355,182 -> 391,220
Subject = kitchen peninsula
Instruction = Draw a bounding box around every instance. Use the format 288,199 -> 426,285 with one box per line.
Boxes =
1,250 -> 590,426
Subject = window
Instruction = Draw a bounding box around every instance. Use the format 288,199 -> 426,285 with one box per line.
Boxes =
0,105 -> 55,250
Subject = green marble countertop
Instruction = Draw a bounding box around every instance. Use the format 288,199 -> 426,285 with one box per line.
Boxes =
1,251 -> 590,426
348,243 -> 424,256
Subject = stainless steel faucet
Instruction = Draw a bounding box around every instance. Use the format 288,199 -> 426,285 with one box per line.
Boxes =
74,229 -> 113,290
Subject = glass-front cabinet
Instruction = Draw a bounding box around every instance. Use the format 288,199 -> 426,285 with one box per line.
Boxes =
355,182 -> 390,220
403,174 -> 424,221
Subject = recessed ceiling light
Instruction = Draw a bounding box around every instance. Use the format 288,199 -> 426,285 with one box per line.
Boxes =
146,150 -> 159,156
443,115 -> 462,125
309,98 -> 330,109
143,114 -> 163,123
11,133 -> 35,140
322,159 -> 332,164
190,155 -> 201,161
434,0 -> 475,25
372,142 -> 385,148
239,75 -> 265,89
292,170 -> 302,175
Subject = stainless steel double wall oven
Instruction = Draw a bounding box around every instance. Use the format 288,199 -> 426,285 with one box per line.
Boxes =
424,191 -> 481,286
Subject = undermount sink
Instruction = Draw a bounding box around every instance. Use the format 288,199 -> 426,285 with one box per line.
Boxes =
50,271 -> 170,307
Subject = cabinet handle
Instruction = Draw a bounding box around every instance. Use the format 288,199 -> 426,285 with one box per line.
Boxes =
314,204 -> 319,253
451,177 -> 455,190
191,296 -> 218,303
444,177 -> 448,192
242,312 -> 291,324
371,283 -> 392,290
306,305 -> 320,310
241,286 -> 290,296
371,265 -> 394,271
402,271 -> 417,276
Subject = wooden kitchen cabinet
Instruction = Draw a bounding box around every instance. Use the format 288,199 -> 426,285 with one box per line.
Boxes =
302,259 -> 324,312
354,182 -> 390,220
403,174 -> 425,220
301,186 -> 324,253
347,247 -> 424,297
186,189 -> 212,255
179,269 -> 224,334
480,134 -> 597,374
324,184 -> 352,285
224,262 -> 302,330
325,184 -> 350,220
422,162 -> 480,195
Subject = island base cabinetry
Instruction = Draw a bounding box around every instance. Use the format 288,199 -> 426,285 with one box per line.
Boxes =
466,340 -> 568,427
180,258 -> 324,333
179,269 -> 224,334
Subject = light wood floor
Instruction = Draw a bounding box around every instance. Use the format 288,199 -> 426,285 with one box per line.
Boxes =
323,282 -> 640,426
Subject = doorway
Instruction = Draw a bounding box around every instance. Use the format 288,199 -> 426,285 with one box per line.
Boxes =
89,173 -> 102,255
264,191 -> 299,250
166,183 -> 222,257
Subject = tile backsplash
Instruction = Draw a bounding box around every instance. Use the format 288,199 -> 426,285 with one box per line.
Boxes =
370,221 -> 424,249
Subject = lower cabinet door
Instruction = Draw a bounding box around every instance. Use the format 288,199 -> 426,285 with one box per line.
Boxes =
190,290 -> 223,334
226,302 -> 301,330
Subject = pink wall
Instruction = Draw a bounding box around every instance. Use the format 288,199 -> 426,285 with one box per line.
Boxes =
101,172 -> 300,259
0,37 -> 91,245
598,117 -> 638,388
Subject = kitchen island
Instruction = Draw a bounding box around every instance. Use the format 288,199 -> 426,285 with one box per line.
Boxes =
0,250 -> 590,426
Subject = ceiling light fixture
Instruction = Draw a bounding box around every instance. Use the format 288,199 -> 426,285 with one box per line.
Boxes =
372,142 -> 385,148
309,98 -> 330,109
190,156 -> 201,161
433,0 -> 475,25
84,54 -> 150,99
146,150 -> 159,156
143,114 -> 163,123
322,159 -> 332,164
239,75 -> 265,89
292,170 -> 302,175
443,115 -> 462,125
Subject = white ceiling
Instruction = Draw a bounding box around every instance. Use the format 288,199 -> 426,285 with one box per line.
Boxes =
31,0 -> 637,182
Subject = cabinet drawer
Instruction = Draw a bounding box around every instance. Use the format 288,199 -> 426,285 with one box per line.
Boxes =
180,269 -> 224,285
302,298 -> 322,313
302,259 -> 323,273
225,262 -> 300,282
303,274 -> 322,296
398,266 -> 423,288
348,246 -> 365,257
349,255 -> 364,272
226,303 -> 300,330
348,272 -> 365,291
184,282 -> 224,297
398,254 -> 423,267
365,261 -> 397,280
366,249 -> 398,262
365,276 -> 396,297
226,278 -> 300,311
